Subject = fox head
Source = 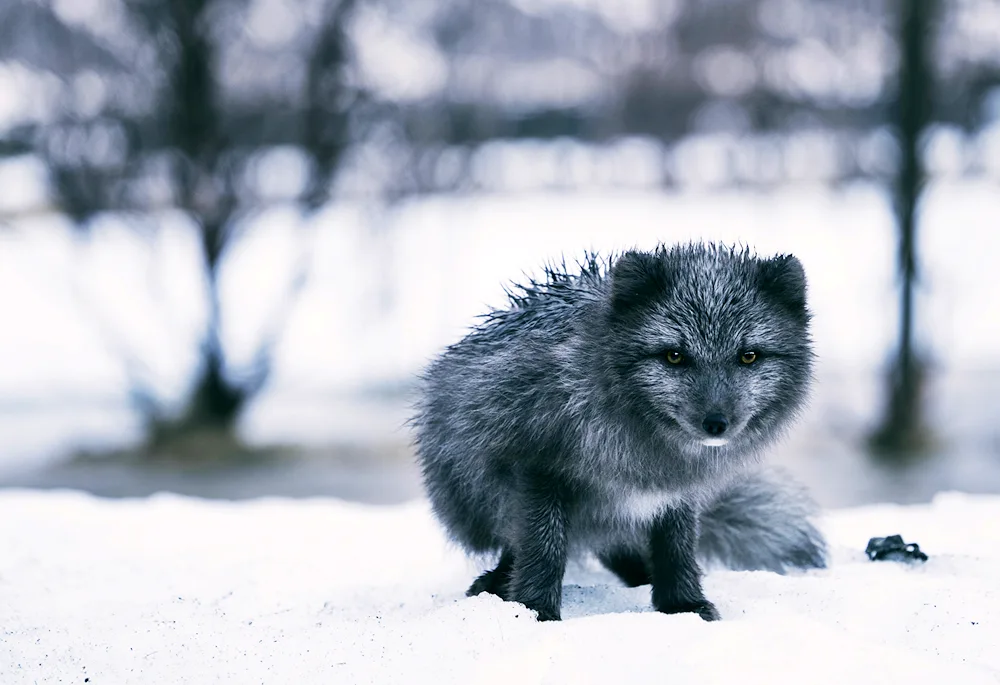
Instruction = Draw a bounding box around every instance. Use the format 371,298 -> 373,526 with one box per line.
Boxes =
602,243 -> 813,454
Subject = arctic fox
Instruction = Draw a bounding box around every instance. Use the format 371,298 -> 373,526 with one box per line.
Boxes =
413,243 -> 826,621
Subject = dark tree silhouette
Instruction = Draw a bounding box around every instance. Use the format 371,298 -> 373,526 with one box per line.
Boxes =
141,0 -> 360,439
3,0 -> 362,450
870,0 -> 937,458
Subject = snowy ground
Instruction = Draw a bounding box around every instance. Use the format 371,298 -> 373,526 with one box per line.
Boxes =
3,490 -> 998,684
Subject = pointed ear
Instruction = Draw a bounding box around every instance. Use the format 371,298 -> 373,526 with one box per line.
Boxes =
610,250 -> 671,315
758,254 -> 808,319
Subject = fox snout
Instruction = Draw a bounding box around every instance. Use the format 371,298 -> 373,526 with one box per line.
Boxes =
699,412 -> 732,447
701,413 -> 729,436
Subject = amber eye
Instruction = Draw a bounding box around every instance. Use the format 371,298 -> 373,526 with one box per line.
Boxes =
740,351 -> 758,364
665,350 -> 683,365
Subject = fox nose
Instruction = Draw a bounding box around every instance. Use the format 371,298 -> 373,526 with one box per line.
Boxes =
702,413 -> 729,436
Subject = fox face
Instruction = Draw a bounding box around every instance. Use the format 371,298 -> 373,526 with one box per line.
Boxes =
604,245 -> 813,453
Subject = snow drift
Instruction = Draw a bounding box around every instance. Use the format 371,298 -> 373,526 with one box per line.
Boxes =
2,490 -> 998,684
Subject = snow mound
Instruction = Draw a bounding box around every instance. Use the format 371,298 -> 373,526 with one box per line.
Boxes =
2,490 -> 998,684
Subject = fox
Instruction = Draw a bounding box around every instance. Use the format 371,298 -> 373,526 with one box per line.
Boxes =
412,243 -> 826,622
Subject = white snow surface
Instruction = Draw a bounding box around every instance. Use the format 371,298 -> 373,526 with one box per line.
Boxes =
2,490 -> 999,684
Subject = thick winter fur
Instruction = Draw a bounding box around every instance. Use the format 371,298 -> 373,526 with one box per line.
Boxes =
698,465 -> 825,573
412,243 -> 826,622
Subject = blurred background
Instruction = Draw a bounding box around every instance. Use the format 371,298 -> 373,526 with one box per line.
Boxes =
0,0 -> 998,508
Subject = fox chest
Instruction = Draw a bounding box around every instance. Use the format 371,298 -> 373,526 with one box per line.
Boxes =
597,487 -> 682,524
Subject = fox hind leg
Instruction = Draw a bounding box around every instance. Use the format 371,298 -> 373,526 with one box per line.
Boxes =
598,547 -> 652,587
467,549 -> 515,599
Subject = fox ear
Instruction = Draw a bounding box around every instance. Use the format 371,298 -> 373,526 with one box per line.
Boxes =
758,255 -> 808,319
610,250 -> 671,315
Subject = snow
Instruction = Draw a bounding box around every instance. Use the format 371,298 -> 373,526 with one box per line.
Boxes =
3,490 -> 999,683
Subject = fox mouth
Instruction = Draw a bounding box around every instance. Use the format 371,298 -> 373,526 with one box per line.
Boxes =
660,409 -> 746,448
680,414 -> 748,448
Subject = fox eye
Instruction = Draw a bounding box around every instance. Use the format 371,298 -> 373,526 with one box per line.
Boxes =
740,351 -> 758,364
665,350 -> 683,365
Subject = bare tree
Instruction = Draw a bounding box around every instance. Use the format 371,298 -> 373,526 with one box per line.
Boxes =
870,0 -> 937,458
6,0 -> 361,451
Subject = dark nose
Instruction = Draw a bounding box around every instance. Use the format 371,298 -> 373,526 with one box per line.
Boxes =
702,413 -> 729,436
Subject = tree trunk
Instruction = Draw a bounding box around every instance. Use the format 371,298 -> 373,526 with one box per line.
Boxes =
184,342 -> 246,431
185,224 -> 246,430
869,0 -> 935,459
147,222 -> 247,455
158,1 -> 248,440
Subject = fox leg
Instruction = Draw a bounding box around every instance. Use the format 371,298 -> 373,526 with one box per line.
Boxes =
598,547 -> 651,587
505,473 -> 570,621
466,549 -> 515,599
649,504 -> 720,621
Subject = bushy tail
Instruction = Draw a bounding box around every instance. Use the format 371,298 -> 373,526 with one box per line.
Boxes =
697,466 -> 827,573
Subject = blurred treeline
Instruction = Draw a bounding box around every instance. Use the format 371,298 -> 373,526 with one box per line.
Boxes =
0,0 -> 997,455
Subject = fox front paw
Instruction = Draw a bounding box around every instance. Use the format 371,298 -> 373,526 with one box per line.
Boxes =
654,598 -> 721,622
514,594 -> 561,621
693,600 -> 721,621
531,604 -> 561,622
508,576 -> 563,621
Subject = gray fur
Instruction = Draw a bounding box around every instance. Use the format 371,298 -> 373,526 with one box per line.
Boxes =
698,465 -> 827,573
412,243 -> 826,621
